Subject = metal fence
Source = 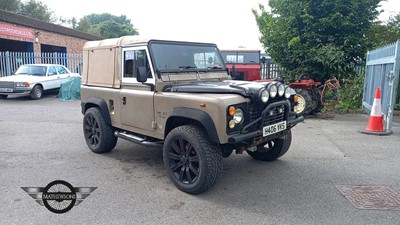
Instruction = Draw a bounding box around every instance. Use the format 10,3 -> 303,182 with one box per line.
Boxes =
363,40 -> 400,133
0,51 -> 83,77
261,61 -> 282,79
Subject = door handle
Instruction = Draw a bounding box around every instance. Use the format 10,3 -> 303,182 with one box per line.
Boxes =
122,97 -> 126,105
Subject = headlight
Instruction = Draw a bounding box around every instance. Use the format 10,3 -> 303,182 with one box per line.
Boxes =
228,106 -> 244,129
259,89 -> 269,103
15,82 -> 29,87
285,87 -> 292,99
277,83 -> 285,97
268,84 -> 277,98
233,108 -> 244,124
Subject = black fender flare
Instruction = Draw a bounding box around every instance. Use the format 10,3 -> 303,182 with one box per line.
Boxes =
81,97 -> 112,125
167,107 -> 220,144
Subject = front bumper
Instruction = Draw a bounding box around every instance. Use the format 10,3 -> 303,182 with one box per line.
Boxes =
0,87 -> 32,95
228,101 -> 304,144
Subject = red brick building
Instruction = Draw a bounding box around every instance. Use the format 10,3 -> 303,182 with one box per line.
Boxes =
0,9 -> 101,54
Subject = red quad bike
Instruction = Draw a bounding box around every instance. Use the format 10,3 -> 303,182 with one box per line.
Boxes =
290,74 -> 340,116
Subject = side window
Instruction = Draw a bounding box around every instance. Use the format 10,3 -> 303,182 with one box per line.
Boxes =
123,49 -> 152,79
48,66 -> 57,76
56,66 -> 68,74
226,54 -> 237,63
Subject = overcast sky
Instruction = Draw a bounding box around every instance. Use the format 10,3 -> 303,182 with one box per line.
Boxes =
40,0 -> 400,50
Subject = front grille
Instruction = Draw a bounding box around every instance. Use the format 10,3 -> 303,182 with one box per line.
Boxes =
246,102 -> 286,132
263,106 -> 285,125
0,81 -> 14,88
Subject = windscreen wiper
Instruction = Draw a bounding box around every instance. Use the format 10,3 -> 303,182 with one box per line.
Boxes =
178,65 -> 198,73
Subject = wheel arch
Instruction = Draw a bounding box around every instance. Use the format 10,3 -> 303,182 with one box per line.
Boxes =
34,83 -> 44,88
165,108 -> 220,144
81,97 -> 112,125
31,83 -> 43,91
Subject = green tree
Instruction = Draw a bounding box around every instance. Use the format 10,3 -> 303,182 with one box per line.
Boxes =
366,13 -> 400,49
69,17 -> 78,29
253,0 -> 381,81
18,0 -> 55,23
76,13 -> 139,38
0,0 -> 21,12
76,16 -> 91,32
98,20 -> 138,38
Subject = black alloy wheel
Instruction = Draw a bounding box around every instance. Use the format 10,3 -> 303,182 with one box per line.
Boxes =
85,113 -> 100,148
83,107 -> 117,153
168,137 -> 200,185
163,125 -> 223,194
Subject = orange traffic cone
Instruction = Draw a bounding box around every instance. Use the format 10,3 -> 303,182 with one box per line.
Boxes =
360,87 -> 390,135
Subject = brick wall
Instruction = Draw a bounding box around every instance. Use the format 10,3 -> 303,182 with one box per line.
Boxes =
0,22 -> 88,54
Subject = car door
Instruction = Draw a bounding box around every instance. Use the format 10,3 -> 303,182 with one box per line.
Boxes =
119,46 -> 156,132
54,66 -> 71,87
42,66 -> 60,90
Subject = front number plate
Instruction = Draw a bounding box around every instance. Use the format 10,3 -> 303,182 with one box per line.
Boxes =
263,121 -> 287,137
0,88 -> 13,92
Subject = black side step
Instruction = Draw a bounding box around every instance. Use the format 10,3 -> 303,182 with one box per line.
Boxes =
114,131 -> 163,148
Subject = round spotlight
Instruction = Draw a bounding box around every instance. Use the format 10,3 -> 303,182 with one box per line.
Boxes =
284,87 -> 292,99
269,84 -> 277,98
259,89 -> 269,103
277,83 -> 285,97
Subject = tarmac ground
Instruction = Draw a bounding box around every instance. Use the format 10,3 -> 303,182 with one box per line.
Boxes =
1,94 -> 399,225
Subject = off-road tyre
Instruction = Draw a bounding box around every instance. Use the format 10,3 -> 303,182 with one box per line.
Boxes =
247,130 -> 292,161
163,125 -> 223,194
30,85 -> 43,100
294,89 -> 312,116
0,94 -> 7,99
83,107 -> 117,153
309,89 -> 323,115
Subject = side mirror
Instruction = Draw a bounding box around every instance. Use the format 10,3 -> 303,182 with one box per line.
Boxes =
230,64 -> 237,79
137,66 -> 148,83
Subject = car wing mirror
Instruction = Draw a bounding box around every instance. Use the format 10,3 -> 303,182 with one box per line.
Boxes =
137,66 -> 148,83
230,64 -> 237,79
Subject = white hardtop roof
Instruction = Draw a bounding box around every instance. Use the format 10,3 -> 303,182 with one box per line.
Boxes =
21,64 -> 65,66
83,35 -> 217,50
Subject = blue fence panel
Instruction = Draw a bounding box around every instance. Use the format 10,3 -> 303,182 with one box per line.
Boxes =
363,40 -> 400,133
0,51 -> 83,77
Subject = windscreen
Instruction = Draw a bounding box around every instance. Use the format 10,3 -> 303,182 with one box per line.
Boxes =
15,65 -> 47,76
150,42 -> 226,72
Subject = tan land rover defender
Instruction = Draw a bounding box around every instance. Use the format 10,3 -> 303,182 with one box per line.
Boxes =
81,36 -> 304,194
